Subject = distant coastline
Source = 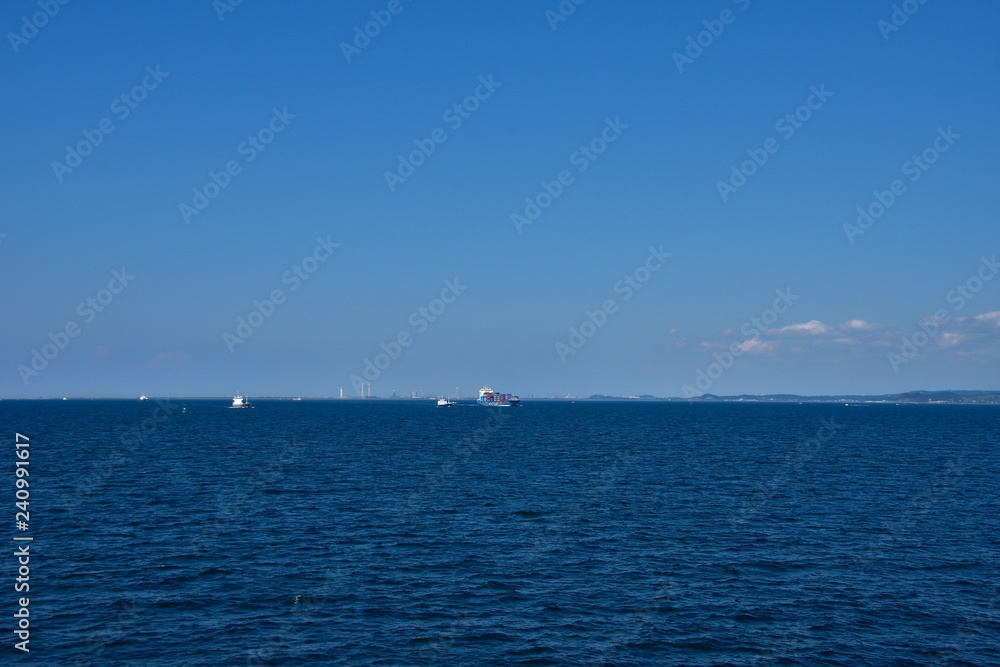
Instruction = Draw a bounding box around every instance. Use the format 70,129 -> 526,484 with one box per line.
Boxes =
585,390 -> 1000,404
6,390 -> 1000,403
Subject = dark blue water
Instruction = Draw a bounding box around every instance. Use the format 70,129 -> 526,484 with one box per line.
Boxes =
3,400 -> 999,665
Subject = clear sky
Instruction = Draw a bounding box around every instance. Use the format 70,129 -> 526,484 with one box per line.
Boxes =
2,0 -> 998,399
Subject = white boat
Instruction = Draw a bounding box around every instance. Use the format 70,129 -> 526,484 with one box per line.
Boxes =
231,393 -> 253,408
437,398 -> 456,407
139,394 -> 148,401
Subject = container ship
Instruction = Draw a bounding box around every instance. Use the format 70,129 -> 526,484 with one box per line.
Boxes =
477,385 -> 520,407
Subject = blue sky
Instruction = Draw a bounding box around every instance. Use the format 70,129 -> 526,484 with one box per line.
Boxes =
2,0 -> 998,398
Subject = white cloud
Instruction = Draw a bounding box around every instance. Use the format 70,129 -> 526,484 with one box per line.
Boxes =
939,332 -> 967,348
775,320 -> 833,336
950,311 -> 1000,334
738,339 -> 775,354
839,319 -> 879,331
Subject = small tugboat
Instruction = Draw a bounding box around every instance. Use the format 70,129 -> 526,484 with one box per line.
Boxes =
231,393 -> 253,409
437,397 -> 456,408
477,385 -> 520,407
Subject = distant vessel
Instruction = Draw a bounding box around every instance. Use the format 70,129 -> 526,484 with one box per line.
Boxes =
292,397 -> 302,401
437,398 -> 456,408
139,394 -> 148,401
231,394 -> 253,409
477,385 -> 520,407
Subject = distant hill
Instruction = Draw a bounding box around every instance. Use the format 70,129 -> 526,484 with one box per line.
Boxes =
680,390 -> 1000,404
896,390 -> 1000,404
544,391 -> 1000,404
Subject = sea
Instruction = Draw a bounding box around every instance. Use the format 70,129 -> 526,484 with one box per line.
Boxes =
3,399 -> 998,666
